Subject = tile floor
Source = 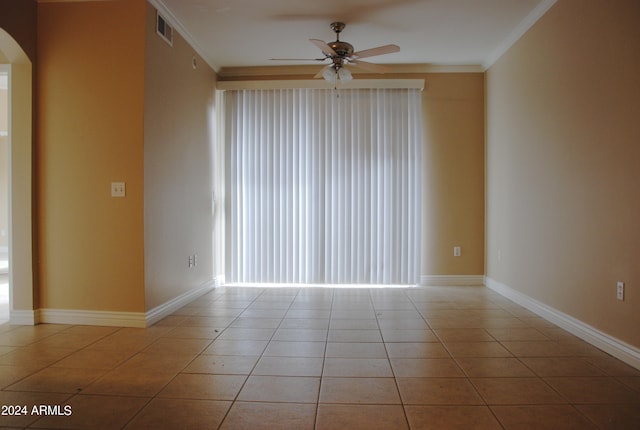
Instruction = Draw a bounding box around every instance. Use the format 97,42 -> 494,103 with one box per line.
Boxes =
1,285 -> 639,429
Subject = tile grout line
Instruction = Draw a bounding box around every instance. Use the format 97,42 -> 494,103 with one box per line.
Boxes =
313,285 -> 335,430
375,287 -> 412,430
215,286 -> 310,429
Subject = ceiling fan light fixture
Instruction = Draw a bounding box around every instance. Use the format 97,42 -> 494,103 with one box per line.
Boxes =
307,22 -> 399,84
322,65 -> 352,83
337,66 -> 352,82
322,66 -> 338,83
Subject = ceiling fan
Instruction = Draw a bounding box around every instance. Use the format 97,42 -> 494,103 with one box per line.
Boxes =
272,22 -> 400,83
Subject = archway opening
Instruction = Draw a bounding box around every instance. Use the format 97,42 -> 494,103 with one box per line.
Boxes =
0,28 -> 34,325
0,67 -> 8,323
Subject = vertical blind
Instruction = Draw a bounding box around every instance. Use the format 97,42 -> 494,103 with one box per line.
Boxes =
225,88 -> 422,284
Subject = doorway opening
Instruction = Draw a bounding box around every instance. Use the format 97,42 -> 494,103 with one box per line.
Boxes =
0,68 -> 8,324
0,26 -> 35,325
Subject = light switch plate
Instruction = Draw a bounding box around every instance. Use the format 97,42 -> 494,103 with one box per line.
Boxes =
111,182 -> 126,197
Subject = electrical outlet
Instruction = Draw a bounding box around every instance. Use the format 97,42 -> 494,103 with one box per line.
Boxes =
617,281 -> 625,301
188,255 -> 195,268
453,246 -> 461,257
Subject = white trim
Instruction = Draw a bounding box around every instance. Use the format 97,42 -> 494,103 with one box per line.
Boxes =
485,277 -> 640,370
20,281 -> 216,328
214,275 -> 225,287
218,64 -> 482,78
39,308 -> 147,328
10,309 -> 38,325
482,0 -> 557,70
148,0 -> 220,72
420,275 -> 485,287
145,280 -> 216,326
216,79 -> 425,91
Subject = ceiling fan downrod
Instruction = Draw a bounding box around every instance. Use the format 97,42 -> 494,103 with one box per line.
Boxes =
327,22 -> 354,58
330,22 -> 346,40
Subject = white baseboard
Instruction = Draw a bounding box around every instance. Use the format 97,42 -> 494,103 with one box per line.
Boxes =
36,280 -> 217,328
39,308 -> 147,328
485,276 -> 640,370
214,275 -> 225,287
145,280 -> 217,326
420,275 -> 485,286
10,309 -> 38,325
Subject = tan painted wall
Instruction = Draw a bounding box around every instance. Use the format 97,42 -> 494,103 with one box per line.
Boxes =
37,0 -> 146,312
421,73 -> 484,276
486,0 -> 640,346
217,70 -> 486,278
144,4 -> 217,310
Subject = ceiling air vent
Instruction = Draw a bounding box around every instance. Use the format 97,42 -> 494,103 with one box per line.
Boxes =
156,12 -> 173,46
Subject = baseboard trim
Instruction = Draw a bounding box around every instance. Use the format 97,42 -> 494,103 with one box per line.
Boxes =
145,280 -> 217,327
39,308 -> 147,328
35,280 -> 217,328
214,275 -> 225,287
485,276 -> 640,370
10,309 -> 38,325
420,275 -> 485,286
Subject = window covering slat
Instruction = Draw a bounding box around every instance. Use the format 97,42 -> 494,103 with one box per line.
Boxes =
226,88 -> 422,284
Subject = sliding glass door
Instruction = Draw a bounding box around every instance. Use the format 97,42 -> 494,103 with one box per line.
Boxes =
225,88 -> 422,285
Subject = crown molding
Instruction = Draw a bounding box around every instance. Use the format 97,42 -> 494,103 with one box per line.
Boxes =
483,0 -> 557,70
148,0 -> 220,72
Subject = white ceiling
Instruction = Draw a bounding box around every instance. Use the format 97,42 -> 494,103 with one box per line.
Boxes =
152,0 -> 556,72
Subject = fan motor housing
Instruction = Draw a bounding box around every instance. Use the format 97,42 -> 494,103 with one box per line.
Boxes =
328,41 -> 354,57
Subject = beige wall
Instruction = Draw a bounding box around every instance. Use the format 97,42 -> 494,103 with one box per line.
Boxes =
144,4 -> 217,310
217,69 -> 486,279
421,73 -> 484,276
486,0 -> 640,346
37,0 -> 146,312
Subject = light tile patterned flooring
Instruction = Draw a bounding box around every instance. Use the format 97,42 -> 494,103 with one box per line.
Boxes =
1,285 -> 639,429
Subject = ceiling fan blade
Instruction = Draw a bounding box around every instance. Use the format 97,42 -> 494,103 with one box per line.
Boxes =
309,39 -> 337,56
349,59 -> 392,74
352,44 -> 400,59
270,58 -> 327,61
314,65 -> 331,79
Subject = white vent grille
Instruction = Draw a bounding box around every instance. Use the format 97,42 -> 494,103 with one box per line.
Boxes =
156,12 -> 173,46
